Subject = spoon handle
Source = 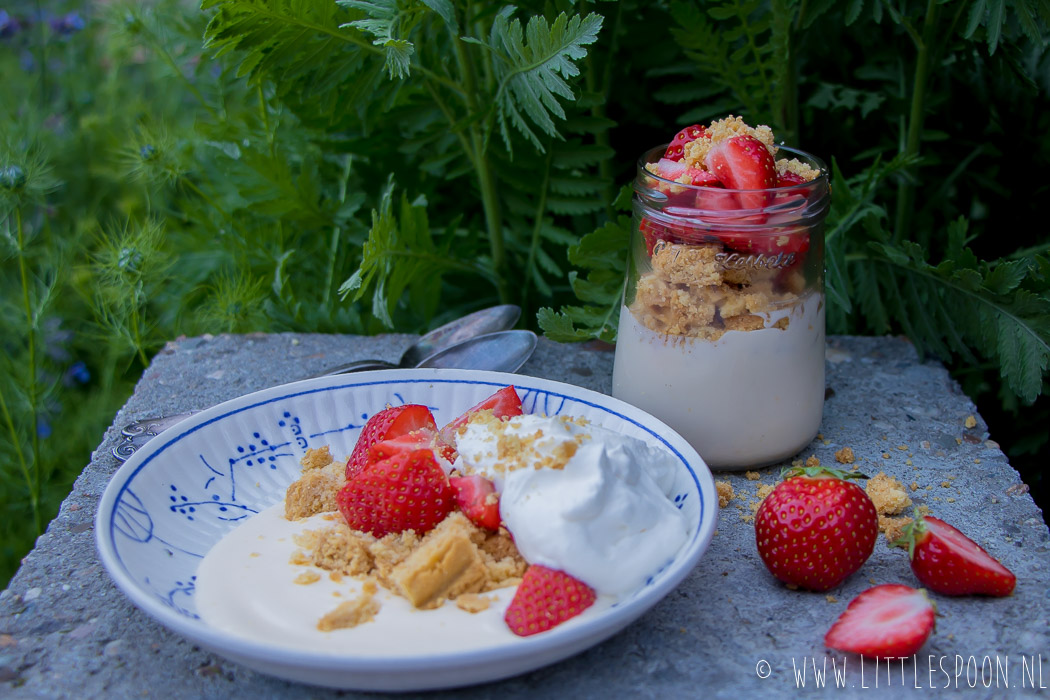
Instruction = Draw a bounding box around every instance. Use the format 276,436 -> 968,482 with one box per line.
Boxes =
312,358 -> 399,376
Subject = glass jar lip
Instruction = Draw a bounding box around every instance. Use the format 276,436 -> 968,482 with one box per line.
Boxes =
636,143 -> 829,193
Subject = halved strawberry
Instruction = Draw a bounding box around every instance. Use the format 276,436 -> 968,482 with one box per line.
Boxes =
337,448 -> 454,537
893,513 -> 1016,596
449,474 -> 500,531
504,565 -> 596,637
704,135 -> 777,210
346,404 -> 437,479
438,386 -> 523,461
824,584 -> 936,659
663,124 -> 708,161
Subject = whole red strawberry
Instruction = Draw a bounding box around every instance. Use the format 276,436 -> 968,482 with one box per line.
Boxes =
337,448 -> 454,537
346,404 -> 437,479
755,467 -> 878,591
504,565 -> 596,637
824,584 -> 936,659
893,512 -> 1016,596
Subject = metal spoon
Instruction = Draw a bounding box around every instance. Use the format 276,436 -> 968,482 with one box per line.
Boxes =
112,327 -> 537,461
322,304 -> 521,373
416,329 -> 536,373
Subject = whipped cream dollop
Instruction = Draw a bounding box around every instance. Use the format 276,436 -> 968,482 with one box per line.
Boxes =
456,413 -> 689,596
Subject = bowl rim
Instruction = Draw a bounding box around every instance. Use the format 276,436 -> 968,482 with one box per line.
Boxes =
95,368 -> 719,678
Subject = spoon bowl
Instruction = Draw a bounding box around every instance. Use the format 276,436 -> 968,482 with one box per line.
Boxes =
418,330 -> 537,374
320,305 -> 521,374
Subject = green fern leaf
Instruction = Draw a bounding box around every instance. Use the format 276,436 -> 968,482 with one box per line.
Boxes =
339,183 -> 490,327
488,10 -> 603,151
337,0 -> 418,79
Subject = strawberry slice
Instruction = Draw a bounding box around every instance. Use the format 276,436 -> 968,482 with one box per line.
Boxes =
704,135 -> 777,210
893,513 -> 1016,596
438,386 -> 523,461
504,565 -> 597,637
346,405 -> 437,479
663,124 -> 708,161
824,584 -> 936,659
449,474 -> 500,531
337,448 -> 454,537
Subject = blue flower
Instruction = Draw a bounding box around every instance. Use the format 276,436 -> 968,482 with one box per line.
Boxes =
66,361 -> 91,386
0,10 -> 21,40
49,11 -> 84,37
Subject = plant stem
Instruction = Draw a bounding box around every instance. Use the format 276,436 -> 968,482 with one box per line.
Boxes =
14,207 -> 41,533
894,0 -> 938,242
323,156 -> 353,306
523,145 -> 554,315
449,19 -> 509,302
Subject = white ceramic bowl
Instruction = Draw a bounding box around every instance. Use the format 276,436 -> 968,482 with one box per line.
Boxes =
96,369 -> 718,691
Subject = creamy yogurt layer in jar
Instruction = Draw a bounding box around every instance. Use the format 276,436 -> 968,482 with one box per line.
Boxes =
611,116 -> 830,470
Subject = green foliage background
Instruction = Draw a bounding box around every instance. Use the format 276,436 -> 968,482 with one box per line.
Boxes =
1,0 -> 1048,588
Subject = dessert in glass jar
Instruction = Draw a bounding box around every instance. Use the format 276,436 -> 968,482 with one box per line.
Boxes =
611,116 -> 830,470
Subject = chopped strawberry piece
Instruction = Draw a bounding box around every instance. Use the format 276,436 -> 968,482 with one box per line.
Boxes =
655,158 -> 688,181
346,405 -> 437,480
663,124 -> 708,161
776,171 -> 808,188
438,386 -> 523,461
337,448 -> 454,537
824,584 -> 936,659
504,565 -> 596,637
704,135 -> 777,210
368,427 -> 438,464
449,474 -> 500,531
893,514 -> 1016,596
685,168 -> 722,187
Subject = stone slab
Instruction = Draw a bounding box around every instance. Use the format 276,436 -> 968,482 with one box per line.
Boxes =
1,334 -> 1048,698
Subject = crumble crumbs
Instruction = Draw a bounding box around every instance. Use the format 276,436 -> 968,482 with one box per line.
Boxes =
456,593 -> 497,614
866,472 -> 912,516
805,455 -> 820,468
317,581 -> 379,631
682,116 -> 777,168
834,447 -> 855,464
964,415 -> 977,429
716,481 -> 735,508
294,570 -> 321,585
300,446 -> 334,471
866,471 -> 913,542
744,471 -> 761,481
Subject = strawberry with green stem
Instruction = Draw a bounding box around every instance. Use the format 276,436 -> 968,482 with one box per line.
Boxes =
754,466 -> 878,592
892,511 -> 1016,596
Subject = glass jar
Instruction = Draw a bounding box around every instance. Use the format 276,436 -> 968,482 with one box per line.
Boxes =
611,145 -> 830,470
